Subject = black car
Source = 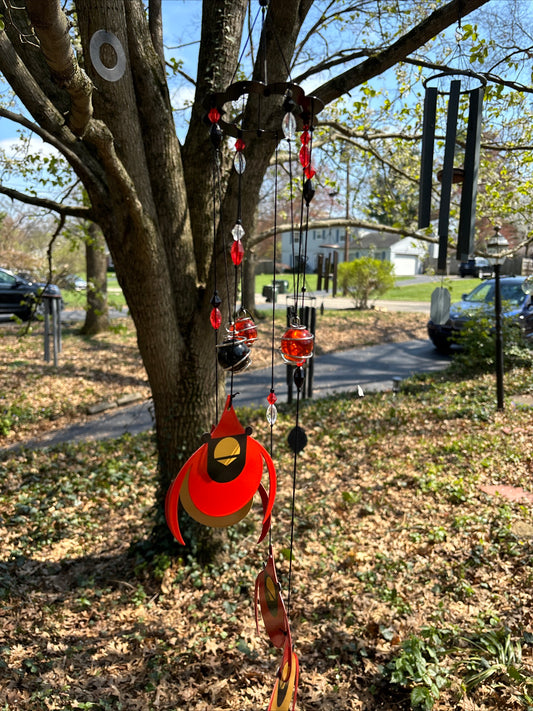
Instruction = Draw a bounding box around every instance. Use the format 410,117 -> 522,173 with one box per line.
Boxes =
459,257 -> 493,279
0,267 -> 62,321
427,276 -> 533,354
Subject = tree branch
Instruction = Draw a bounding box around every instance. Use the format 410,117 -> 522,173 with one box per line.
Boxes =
403,56 -> 533,94
149,0 -> 165,64
0,182 -> 93,219
313,0 -> 491,105
26,0 -> 94,136
250,217 -> 436,248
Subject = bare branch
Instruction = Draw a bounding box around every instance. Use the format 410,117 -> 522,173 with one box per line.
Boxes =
0,182 -> 93,219
313,0 -> 492,105
403,56 -> 533,94
251,217 -> 436,248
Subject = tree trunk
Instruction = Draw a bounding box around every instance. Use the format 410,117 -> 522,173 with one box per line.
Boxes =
81,222 -> 109,335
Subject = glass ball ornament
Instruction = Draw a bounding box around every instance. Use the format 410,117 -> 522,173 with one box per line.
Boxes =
280,324 -> 314,366
228,310 -> 257,346
216,337 -> 251,373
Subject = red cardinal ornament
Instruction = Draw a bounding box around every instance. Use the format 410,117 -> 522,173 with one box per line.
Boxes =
165,396 -> 276,544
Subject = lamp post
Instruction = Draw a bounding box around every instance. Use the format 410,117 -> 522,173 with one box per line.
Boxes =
486,226 -> 509,411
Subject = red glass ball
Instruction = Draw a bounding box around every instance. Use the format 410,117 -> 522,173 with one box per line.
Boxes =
208,107 -> 221,123
280,325 -> 314,366
232,315 -> 257,346
235,137 -> 246,152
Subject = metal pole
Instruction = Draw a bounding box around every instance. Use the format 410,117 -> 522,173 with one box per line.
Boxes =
43,297 -> 50,363
494,263 -> 504,410
344,156 -> 350,264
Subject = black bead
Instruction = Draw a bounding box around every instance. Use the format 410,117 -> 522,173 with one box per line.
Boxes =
210,290 -> 222,308
303,178 -> 315,205
293,366 -> 305,390
288,425 -> 307,453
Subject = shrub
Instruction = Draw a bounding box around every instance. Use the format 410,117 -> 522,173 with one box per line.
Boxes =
450,313 -> 533,375
337,257 -> 395,309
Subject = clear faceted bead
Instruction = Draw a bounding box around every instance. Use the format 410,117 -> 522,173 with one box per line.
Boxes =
234,152 -> 246,174
266,403 -> 278,425
231,223 -> 245,241
282,112 -> 296,139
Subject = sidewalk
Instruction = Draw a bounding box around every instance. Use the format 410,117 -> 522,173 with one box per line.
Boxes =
255,291 -> 430,314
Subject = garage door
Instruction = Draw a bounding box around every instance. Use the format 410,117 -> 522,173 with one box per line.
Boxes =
393,255 -> 418,276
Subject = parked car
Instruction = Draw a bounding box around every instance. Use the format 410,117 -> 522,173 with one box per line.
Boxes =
0,266 -> 62,321
427,276 -> 533,354
459,257 -> 493,279
64,274 -> 87,291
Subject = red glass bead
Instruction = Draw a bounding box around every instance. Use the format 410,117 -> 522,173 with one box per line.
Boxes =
208,108 -> 221,123
231,239 -> 244,266
300,131 -> 310,145
235,137 -> 246,152
299,145 -> 310,168
280,325 -> 314,366
234,315 -> 257,345
304,164 -> 316,180
210,307 -> 222,330
267,391 -> 277,405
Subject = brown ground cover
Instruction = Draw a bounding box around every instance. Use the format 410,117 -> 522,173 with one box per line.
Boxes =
1,309 -> 532,711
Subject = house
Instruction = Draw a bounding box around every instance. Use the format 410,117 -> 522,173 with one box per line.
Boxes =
280,226 -> 436,276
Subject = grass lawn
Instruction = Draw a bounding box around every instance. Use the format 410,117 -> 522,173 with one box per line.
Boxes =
255,272 -> 482,302
381,278 -> 481,302
62,273 -> 479,312
61,273 -> 127,310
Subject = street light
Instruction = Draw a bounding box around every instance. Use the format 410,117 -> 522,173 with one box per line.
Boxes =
486,225 -> 509,411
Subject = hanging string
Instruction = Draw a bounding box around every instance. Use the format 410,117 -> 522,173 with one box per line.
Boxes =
229,2 -> 264,85
211,145 -> 223,421
286,372 -> 302,615
270,139 -> 280,399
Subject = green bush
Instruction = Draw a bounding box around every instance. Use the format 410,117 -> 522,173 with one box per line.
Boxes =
450,313 -> 533,375
337,256 -> 395,309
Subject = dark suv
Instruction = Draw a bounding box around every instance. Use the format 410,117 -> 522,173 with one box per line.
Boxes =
0,267 -> 62,321
459,257 -> 493,279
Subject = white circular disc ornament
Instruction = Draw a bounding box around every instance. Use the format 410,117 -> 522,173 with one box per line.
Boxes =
522,275 -> 533,294
89,30 -> 126,82
430,286 -> 451,325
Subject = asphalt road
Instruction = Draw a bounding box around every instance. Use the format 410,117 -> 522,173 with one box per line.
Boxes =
3,338 -> 450,451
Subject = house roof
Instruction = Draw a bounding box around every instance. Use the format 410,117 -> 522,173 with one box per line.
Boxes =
320,232 -> 400,251
351,231 -> 399,249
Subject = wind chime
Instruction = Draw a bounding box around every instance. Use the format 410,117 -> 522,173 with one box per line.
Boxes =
165,2 -> 323,709
418,58 -> 486,326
